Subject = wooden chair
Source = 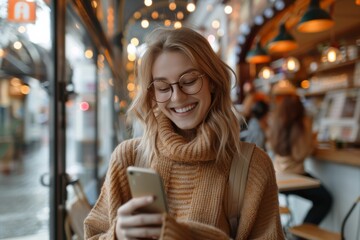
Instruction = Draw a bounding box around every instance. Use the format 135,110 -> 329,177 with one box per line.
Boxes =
279,205 -> 294,239
279,206 -> 291,215
65,176 -> 92,240
279,193 -> 294,228
289,196 -> 360,240
289,223 -> 340,240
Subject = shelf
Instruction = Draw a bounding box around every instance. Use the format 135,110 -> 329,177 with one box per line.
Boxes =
310,58 -> 359,75
313,147 -> 360,167
302,86 -> 360,98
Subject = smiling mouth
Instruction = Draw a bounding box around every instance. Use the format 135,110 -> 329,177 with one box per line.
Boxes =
173,103 -> 197,113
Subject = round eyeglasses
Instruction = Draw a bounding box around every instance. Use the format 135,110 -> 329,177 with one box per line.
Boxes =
147,71 -> 205,103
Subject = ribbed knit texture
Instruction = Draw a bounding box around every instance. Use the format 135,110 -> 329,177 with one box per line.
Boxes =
84,114 -> 284,239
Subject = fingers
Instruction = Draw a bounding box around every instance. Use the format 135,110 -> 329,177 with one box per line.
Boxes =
122,227 -> 162,239
116,197 -> 164,240
118,213 -> 163,227
118,196 -> 154,216
116,214 -> 163,240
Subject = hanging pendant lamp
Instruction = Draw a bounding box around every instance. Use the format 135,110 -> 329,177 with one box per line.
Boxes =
246,41 -> 271,64
297,0 -> 334,33
268,23 -> 298,53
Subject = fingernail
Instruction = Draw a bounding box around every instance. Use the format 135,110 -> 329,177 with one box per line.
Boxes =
147,196 -> 155,202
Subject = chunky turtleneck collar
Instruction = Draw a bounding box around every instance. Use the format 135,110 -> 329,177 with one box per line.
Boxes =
156,113 -> 216,163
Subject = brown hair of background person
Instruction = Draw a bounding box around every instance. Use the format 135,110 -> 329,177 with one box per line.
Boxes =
84,27 -> 284,240
242,100 -> 270,150
269,94 -> 332,225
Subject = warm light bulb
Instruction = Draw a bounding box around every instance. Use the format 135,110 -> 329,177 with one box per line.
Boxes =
174,21 -> 182,29
323,46 -> 342,63
85,49 -> 93,59
164,19 -> 171,26
258,66 -> 274,79
18,26 -> 26,33
130,38 -> 139,46
141,19 -> 149,28
169,2 -> 176,10
127,82 -> 135,91
151,11 -> 159,19
283,57 -> 300,72
211,20 -> 220,29
20,85 -> 30,95
327,48 -> 337,62
177,11 -> 184,20
13,41 -> 22,50
301,80 -> 310,89
144,0 -> 152,7
224,5 -> 232,14
187,2 -> 196,12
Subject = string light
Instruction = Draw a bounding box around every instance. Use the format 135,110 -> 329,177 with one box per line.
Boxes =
258,66 -> 274,80
144,0 -> 152,7
283,57 -> 300,72
187,0 -> 196,12
224,5 -> 232,15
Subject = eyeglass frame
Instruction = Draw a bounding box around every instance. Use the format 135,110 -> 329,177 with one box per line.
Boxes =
147,71 -> 206,103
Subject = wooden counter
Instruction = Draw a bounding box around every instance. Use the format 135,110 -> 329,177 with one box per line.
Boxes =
313,147 -> 360,167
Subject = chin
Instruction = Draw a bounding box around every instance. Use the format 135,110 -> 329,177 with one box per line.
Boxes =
174,122 -> 198,131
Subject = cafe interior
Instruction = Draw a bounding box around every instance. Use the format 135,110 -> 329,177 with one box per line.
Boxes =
96,0 -> 360,238
228,0 -> 360,239
0,0 -> 360,239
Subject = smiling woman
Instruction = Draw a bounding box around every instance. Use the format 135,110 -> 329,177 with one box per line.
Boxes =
151,52 -> 212,131
84,27 -> 285,240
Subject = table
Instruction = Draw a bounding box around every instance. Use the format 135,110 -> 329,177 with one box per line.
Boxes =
276,172 -> 321,192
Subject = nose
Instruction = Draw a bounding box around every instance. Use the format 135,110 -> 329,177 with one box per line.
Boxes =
170,84 -> 187,102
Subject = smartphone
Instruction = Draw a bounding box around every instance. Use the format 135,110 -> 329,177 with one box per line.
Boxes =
126,166 -> 168,213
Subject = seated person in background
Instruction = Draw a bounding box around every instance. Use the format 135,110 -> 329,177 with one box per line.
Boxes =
241,87 -> 268,122
241,100 -> 269,151
268,93 -> 332,225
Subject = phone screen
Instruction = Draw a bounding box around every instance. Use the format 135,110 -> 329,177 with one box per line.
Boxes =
126,166 -> 168,213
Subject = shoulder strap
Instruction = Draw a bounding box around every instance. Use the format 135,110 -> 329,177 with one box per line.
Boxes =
228,142 -> 255,239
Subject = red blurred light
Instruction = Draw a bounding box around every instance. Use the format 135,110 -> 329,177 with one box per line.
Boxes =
79,101 -> 90,111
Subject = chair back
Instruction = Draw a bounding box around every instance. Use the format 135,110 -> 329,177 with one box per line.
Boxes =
341,196 -> 360,240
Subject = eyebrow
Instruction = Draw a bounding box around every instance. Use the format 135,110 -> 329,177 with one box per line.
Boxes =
153,68 -> 198,82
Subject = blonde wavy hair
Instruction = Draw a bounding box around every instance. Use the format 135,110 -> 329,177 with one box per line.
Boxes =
128,27 -> 240,165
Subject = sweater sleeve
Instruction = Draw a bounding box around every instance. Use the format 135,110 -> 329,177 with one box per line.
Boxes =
84,140 -> 137,240
236,147 -> 285,240
160,214 -> 229,240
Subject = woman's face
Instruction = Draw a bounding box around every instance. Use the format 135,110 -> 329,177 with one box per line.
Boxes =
152,51 -> 212,130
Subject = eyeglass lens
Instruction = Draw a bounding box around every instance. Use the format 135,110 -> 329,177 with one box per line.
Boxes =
151,71 -> 204,102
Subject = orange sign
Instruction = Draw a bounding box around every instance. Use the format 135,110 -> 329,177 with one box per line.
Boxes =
7,0 -> 36,23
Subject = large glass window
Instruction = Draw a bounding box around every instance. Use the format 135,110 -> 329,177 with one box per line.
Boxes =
0,0 -> 118,239
0,0 -> 51,238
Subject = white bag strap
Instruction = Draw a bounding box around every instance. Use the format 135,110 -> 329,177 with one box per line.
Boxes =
228,142 -> 255,239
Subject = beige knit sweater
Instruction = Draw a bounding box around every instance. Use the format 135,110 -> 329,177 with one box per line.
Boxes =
84,116 -> 284,240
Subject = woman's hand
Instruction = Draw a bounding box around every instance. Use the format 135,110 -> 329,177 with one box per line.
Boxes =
116,196 -> 164,240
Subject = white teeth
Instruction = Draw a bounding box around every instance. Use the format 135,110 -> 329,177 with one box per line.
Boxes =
174,104 -> 196,113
